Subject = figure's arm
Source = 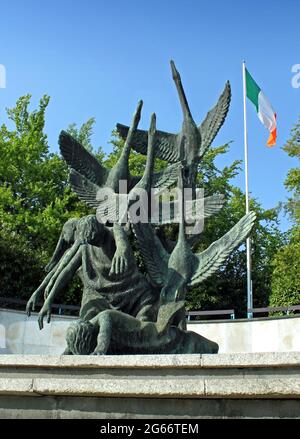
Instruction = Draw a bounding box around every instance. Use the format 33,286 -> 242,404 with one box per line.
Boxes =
109,223 -> 134,276
26,267 -> 56,316
45,234 -> 69,273
26,219 -> 77,316
45,218 -> 78,272
43,241 -> 81,300
38,247 -> 82,330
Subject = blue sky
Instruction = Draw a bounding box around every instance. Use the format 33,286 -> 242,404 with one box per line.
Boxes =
0,0 -> 299,230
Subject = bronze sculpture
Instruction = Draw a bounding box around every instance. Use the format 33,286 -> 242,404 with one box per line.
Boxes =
26,61 -> 256,355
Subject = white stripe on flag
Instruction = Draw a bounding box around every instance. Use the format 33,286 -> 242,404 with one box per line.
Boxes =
258,91 -> 276,132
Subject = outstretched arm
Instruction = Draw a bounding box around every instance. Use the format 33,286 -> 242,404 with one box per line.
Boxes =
26,267 -> 56,316
46,218 -> 78,272
27,219 -> 78,316
38,246 -> 82,330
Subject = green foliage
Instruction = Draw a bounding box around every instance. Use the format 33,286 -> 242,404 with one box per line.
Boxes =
0,95 -> 285,317
0,230 -> 44,301
67,118 -> 94,152
0,95 -> 90,305
186,187 -> 283,316
282,117 -> 300,225
270,241 -> 300,308
104,130 -> 167,174
270,118 -> 300,309
66,118 -> 106,162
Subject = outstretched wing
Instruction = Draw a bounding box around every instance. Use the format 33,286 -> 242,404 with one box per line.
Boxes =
186,194 -> 225,219
185,194 -> 226,248
96,193 -> 127,224
69,170 -> 101,208
198,81 -> 231,158
189,211 -> 256,287
155,193 -> 225,225
129,162 -> 181,192
59,130 -> 109,186
131,222 -> 170,287
151,162 -> 181,188
116,124 -> 179,163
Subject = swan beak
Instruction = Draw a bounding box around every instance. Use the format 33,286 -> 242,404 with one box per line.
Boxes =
149,113 -> 156,136
133,100 -> 143,128
170,60 -> 180,81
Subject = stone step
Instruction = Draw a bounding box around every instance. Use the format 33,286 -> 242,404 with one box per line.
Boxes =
0,353 -> 300,418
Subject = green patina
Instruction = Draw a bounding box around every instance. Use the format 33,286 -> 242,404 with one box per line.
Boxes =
26,61 -> 256,356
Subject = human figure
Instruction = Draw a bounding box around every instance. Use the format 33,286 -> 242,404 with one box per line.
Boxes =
27,215 -> 159,330
64,301 -> 218,355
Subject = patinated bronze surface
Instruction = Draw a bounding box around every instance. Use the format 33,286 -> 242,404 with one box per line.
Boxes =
26,61 -> 256,355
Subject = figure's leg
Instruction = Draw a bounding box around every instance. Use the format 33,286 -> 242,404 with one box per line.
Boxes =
171,307 -> 187,330
79,292 -> 112,321
131,286 -> 160,322
93,311 -> 113,355
62,347 -> 73,355
189,332 -> 219,354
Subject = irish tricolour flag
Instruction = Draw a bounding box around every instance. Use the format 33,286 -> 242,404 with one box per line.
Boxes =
246,69 -> 277,147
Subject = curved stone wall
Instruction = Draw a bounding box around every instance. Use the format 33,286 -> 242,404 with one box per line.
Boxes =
0,307 -> 299,354
189,316 -> 300,353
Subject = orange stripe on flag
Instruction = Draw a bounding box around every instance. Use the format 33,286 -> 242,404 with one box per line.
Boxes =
267,113 -> 277,147
267,128 -> 276,147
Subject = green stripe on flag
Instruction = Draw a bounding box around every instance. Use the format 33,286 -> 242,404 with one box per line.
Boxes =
246,69 -> 261,112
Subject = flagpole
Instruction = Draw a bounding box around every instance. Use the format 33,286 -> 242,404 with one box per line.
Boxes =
242,61 -> 253,319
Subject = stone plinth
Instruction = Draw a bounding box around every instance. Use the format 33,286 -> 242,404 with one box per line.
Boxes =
0,352 -> 300,418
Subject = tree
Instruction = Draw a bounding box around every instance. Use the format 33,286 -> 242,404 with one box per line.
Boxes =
282,117 -> 300,227
187,187 -> 283,316
270,118 -> 300,308
67,118 -> 105,162
0,95 -> 89,303
0,96 -> 283,316
269,240 -> 300,308
180,144 -> 284,317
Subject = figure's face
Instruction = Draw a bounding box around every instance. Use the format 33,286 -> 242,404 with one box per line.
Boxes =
62,219 -> 79,243
75,215 -> 105,245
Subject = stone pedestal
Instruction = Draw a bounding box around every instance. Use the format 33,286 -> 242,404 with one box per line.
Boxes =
0,352 -> 300,418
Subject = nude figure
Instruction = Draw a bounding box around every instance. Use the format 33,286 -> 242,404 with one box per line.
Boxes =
64,301 -> 218,355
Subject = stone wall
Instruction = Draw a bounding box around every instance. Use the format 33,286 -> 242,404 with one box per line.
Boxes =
189,315 -> 300,353
0,308 -> 73,354
1,307 -> 300,354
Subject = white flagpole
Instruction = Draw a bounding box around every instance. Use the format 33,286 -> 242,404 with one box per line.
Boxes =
242,61 -> 253,319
